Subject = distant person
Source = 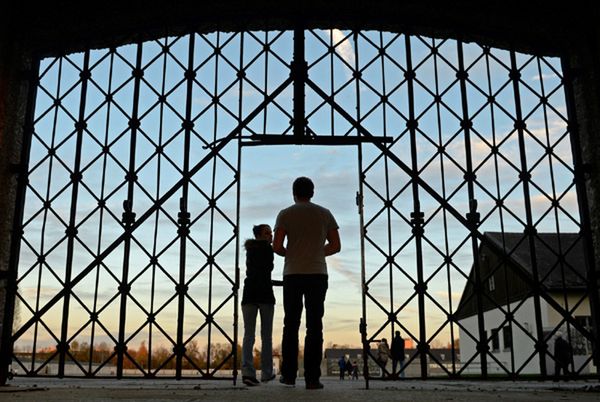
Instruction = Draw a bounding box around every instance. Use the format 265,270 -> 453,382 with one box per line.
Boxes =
346,357 -> 353,378
377,338 -> 392,377
553,332 -> 572,381
391,330 -> 406,378
338,356 -> 346,380
273,177 -> 341,390
241,224 -> 276,386
351,360 -> 359,380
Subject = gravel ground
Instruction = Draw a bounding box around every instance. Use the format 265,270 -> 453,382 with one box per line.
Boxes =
1,377 -> 599,402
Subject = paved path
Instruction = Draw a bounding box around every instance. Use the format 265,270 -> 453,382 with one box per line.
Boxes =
1,377 -> 599,401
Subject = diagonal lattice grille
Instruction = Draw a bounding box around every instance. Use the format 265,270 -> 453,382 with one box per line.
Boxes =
13,31 -> 293,379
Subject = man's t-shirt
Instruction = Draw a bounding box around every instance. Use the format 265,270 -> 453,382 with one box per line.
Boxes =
274,201 -> 338,276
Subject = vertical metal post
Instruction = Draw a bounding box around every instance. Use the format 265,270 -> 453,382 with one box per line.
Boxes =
354,31 -> 370,389
0,57 -> 40,385
116,42 -> 143,378
378,32 -> 395,349
206,31 -> 222,374
457,41 -> 487,378
232,31 -> 245,386
175,33 -> 195,379
509,50 -> 547,377
292,27 -> 306,140
58,50 -> 90,377
404,35 -> 428,379
561,57 -> 600,371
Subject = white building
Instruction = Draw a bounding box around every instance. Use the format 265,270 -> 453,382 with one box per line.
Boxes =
456,232 -> 595,375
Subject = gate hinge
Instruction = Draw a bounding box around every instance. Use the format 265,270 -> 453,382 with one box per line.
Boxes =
355,191 -> 363,213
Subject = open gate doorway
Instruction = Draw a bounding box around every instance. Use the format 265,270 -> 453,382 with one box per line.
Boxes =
2,27 -> 598,385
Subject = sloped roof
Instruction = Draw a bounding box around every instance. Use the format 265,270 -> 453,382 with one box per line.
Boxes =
484,232 -> 588,289
455,232 -> 589,320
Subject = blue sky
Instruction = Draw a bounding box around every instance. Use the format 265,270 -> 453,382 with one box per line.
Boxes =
14,29 -> 580,362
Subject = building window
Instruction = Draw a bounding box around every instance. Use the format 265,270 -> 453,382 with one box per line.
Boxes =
503,326 -> 512,351
491,329 -> 500,352
488,275 -> 495,292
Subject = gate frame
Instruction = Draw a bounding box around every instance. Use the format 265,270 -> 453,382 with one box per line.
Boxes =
1,23 -> 599,385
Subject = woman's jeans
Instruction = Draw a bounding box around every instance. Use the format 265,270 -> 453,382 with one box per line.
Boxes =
241,303 -> 274,380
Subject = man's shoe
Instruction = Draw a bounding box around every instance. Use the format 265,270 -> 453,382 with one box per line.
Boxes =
261,374 -> 276,383
242,376 -> 260,386
305,381 -> 324,390
279,376 -> 295,386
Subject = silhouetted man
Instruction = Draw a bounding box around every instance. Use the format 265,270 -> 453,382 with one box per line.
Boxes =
391,330 -> 405,378
273,177 -> 341,390
553,332 -> 572,381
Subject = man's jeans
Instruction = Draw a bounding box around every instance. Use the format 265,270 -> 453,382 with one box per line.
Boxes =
241,303 -> 274,380
281,274 -> 328,383
393,359 -> 405,377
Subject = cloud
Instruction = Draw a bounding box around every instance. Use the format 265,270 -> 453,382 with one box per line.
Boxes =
531,73 -> 559,81
330,29 -> 355,68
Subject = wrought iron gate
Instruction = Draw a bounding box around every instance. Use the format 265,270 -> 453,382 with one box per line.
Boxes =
2,27 -> 598,383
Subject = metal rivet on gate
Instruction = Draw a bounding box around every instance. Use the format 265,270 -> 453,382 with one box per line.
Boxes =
509,69 -> 521,80
128,118 -> 140,129
131,68 -> 144,78
513,119 -> 526,130
456,70 -> 469,80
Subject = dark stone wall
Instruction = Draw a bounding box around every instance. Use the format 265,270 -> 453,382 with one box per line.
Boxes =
0,34 -> 34,379
564,37 -> 600,359
4,1 -> 597,58
0,0 -> 599,377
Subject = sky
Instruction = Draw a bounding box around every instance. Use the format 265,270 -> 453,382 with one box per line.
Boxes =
12,29 -> 582,366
